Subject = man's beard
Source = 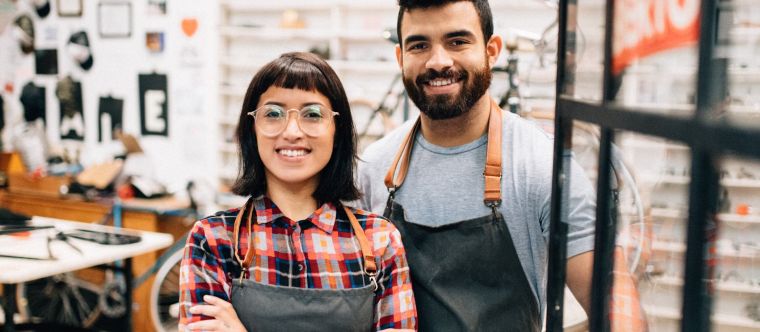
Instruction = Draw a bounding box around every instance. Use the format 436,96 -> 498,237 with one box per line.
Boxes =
403,64 -> 492,120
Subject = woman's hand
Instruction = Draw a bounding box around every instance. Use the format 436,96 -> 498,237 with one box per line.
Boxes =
183,295 -> 247,332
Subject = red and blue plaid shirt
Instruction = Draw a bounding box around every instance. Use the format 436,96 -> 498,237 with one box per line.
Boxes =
179,196 -> 417,330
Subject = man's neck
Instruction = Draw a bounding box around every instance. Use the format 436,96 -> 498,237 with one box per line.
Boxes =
419,94 -> 492,147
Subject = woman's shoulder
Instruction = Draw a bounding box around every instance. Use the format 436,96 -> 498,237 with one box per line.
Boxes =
190,207 -> 243,234
344,206 -> 398,235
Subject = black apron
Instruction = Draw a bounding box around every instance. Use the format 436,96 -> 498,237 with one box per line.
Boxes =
229,200 -> 378,331
382,102 -> 540,331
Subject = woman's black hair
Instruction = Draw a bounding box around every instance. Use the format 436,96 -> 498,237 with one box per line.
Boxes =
231,52 -> 360,203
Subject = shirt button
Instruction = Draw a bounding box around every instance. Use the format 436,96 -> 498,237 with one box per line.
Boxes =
297,263 -> 304,271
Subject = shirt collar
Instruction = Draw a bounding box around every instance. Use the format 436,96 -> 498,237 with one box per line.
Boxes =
252,196 -> 338,234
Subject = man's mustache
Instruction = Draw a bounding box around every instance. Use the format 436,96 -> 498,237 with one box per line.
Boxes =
416,69 -> 466,85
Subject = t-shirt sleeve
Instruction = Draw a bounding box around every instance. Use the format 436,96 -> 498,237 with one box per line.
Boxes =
539,151 -> 597,258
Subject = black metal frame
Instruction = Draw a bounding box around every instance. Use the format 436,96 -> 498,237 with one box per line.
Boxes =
546,0 -> 760,331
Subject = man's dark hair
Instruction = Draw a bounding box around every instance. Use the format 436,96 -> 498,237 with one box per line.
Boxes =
232,52 -> 360,204
396,0 -> 494,47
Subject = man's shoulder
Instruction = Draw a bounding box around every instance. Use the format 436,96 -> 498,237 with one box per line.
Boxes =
360,119 -> 416,165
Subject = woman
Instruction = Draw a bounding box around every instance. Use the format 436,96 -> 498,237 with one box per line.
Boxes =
178,52 -> 417,331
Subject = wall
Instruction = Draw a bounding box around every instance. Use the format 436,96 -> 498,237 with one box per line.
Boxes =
0,0 -> 218,192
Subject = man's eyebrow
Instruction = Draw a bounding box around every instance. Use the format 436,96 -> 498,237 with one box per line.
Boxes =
445,30 -> 476,39
403,34 -> 428,45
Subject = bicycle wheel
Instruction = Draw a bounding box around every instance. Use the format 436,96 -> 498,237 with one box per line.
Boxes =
150,249 -> 184,332
17,273 -> 102,328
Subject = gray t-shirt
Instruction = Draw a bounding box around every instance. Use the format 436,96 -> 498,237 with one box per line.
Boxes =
357,111 -> 596,317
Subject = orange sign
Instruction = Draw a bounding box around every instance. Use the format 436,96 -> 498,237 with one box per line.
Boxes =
181,18 -> 198,38
612,0 -> 701,74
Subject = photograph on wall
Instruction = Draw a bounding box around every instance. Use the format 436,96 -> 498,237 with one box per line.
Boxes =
97,1 -> 131,38
57,0 -> 82,17
145,31 -> 164,53
34,49 -> 58,75
147,0 -> 166,15
139,73 -> 168,136
56,76 -> 84,140
98,96 -> 123,142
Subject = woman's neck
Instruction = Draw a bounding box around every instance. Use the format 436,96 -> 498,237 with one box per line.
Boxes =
265,175 -> 319,221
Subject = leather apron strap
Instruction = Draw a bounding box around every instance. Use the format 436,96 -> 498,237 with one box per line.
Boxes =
384,100 -> 503,206
232,199 -> 377,280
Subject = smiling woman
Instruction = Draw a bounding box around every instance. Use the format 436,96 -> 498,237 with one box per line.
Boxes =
178,52 -> 417,332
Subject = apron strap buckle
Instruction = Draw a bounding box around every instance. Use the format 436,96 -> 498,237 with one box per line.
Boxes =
368,273 -> 379,292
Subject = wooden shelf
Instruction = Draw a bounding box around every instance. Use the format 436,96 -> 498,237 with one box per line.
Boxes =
647,275 -> 760,294
642,175 -> 760,189
651,208 -> 760,223
652,240 -> 760,259
643,304 -> 760,329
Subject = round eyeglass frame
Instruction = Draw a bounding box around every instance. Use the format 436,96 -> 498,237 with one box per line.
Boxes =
247,105 -> 339,137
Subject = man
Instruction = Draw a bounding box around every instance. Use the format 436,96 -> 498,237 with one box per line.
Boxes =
358,1 -> 597,330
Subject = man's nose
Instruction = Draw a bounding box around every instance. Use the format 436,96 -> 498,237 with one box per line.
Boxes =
425,45 -> 454,72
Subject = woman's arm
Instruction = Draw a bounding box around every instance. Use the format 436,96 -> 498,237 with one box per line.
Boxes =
372,223 -> 417,331
178,220 -> 233,326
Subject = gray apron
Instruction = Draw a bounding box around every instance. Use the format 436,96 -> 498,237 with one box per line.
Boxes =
229,200 -> 378,331
383,102 -> 540,331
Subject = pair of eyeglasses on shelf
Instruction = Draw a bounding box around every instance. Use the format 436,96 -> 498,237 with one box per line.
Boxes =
248,104 -> 339,137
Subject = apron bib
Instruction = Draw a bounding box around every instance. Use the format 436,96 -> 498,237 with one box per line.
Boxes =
382,101 -> 540,331
229,200 -> 378,331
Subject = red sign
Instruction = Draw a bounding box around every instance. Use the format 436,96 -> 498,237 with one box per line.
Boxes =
612,0 -> 701,74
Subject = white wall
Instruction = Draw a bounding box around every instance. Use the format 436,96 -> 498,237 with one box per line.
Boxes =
0,0 -> 218,192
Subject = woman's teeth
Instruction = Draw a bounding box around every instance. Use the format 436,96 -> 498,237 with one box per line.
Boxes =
279,149 -> 307,157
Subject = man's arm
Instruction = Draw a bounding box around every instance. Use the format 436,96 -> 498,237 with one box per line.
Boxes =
566,249 -> 648,331
566,251 -> 593,315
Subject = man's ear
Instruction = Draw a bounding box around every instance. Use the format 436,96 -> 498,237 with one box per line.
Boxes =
395,44 -> 403,69
486,35 -> 503,68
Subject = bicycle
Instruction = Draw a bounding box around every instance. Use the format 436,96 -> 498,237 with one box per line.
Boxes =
13,180 -> 208,332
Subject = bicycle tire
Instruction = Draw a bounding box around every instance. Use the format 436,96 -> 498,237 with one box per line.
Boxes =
16,273 -> 102,328
150,249 -> 184,332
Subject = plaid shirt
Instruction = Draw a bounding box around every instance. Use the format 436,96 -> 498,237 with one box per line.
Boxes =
179,196 -> 417,331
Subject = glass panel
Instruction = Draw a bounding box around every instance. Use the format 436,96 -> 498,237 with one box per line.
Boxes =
611,1 -> 700,116
560,0 -> 606,102
614,132 -> 692,331
712,156 -> 760,331
723,0 -> 760,127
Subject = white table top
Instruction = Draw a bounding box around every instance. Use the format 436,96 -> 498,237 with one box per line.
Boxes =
0,216 -> 173,284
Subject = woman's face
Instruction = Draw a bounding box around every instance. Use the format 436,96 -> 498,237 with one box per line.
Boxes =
254,86 -> 335,191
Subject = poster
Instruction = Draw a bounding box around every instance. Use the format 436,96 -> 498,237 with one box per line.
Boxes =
98,1 -> 131,38
56,77 -> 84,140
612,0 -> 701,74
34,49 -> 58,75
139,73 -> 168,136
98,96 -> 123,142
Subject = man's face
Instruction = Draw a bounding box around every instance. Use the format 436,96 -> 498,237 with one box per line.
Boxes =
396,2 -> 498,120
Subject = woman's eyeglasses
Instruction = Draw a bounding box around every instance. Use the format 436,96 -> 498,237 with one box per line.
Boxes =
248,104 -> 338,137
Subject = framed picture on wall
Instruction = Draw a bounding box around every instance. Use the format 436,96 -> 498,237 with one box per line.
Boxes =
97,2 -> 131,38
57,0 -> 83,17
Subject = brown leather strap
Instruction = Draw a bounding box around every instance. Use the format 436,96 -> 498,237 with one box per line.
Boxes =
343,206 -> 377,275
233,199 -> 256,273
383,101 -> 504,206
384,118 -> 420,190
484,100 -> 503,206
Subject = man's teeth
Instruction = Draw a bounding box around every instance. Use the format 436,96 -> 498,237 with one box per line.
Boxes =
279,149 -> 308,157
429,78 -> 454,87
